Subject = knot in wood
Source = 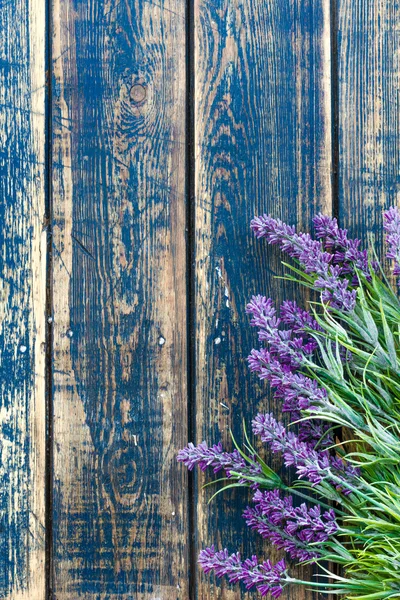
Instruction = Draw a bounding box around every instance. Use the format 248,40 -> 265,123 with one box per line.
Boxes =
129,83 -> 147,105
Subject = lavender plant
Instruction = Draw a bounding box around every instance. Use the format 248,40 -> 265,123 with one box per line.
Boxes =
178,207 -> 400,598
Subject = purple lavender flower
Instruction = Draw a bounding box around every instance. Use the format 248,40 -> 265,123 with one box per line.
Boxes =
313,214 -> 370,280
251,215 -> 331,275
280,300 -> 321,334
246,296 -> 345,448
246,295 -> 278,329
246,296 -> 317,368
252,413 -> 358,493
252,414 -> 287,452
313,214 -> 342,246
250,215 -> 357,310
384,206 -> 400,276
247,348 -> 327,413
198,546 -> 287,597
315,266 -> 357,310
177,441 -> 262,487
243,489 -> 338,562
297,419 -> 333,448
246,301 -> 337,451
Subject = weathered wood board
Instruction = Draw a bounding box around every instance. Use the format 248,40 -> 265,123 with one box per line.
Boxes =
0,0 -> 46,598
337,0 -> 400,245
193,0 -> 332,597
50,0 -> 188,597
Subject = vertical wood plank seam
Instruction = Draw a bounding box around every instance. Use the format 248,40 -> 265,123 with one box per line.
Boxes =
330,0 -> 340,220
44,0 -> 54,595
186,0 -> 197,598
329,6 -> 341,593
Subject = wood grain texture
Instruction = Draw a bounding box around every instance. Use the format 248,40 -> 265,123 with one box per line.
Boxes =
193,0 -> 332,597
0,0 -> 46,598
50,0 -> 188,597
337,0 -> 400,242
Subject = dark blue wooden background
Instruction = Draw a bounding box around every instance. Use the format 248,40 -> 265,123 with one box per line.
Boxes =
0,0 -> 399,598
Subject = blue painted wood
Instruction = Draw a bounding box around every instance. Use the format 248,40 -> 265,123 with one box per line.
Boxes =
338,0 -> 400,245
0,0 -> 46,597
0,0 -> 395,596
193,0 -> 332,598
51,0 -> 188,597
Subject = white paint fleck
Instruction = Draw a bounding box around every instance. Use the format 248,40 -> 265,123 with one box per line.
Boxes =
215,318 -> 219,329
214,337 -> 221,345
171,511 -> 175,516
215,266 -> 223,279
47,316 -> 53,324
19,345 -> 27,354
132,434 -> 138,446
67,329 -> 73,338
158,336 -> 166,346
224,286 -> 230,307
221,330 -> 226,337
220,402 -> 229,410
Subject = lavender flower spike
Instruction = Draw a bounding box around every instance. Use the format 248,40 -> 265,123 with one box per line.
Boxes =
280,300 -> 321,334
384,206 -> 400,277
199,546 -> 287,597
246,296 -> 317,369
250,215 -> 331,275
252,413 -> 359,493
250,215 -> 357,310
247,348 -> 328,413
243,489 -> 338,562
177,441 -> 262,487
313,214 -> 370,279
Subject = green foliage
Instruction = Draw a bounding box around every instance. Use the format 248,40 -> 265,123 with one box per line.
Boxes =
223,267 -> 400,597
270,269 -> 400,597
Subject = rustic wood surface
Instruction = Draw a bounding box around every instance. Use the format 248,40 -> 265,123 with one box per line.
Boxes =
193,1 -> 332,598
337,0 -> 400,247
51,0 -> 188,597
1,0 -> 399,598
0,0 -> 46,598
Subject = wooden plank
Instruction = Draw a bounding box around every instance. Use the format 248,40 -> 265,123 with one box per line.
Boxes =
0,0 -> 47,598
50,0 -> 188,597
0,1 -> 47,598
193,0 -> 332,598
337,1 -> 400,243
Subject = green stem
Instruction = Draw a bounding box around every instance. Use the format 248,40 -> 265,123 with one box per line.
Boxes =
284,577 -> 343,589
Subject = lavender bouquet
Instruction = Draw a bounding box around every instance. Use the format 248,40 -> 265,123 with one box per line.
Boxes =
178,208 -> 400,598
